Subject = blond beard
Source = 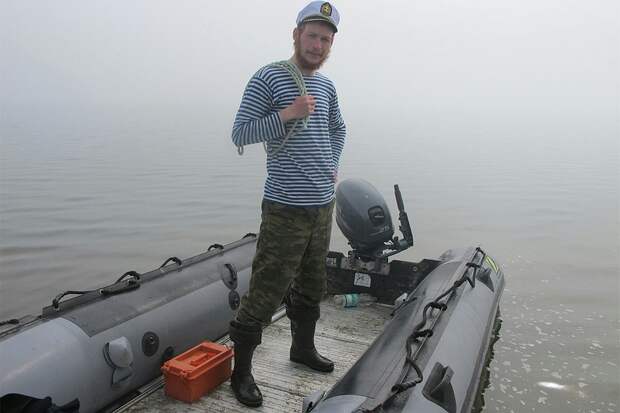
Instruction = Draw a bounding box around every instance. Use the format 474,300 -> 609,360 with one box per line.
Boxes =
293,38 -> 330,72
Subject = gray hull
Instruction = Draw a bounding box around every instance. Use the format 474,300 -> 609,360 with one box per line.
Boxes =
0,235 -> 256,413
307,246 -> 505,413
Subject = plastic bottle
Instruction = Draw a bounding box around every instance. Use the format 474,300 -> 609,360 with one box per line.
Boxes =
332,293 -> 377,308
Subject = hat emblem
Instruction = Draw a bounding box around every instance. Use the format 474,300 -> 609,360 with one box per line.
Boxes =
320,2 -> 332,16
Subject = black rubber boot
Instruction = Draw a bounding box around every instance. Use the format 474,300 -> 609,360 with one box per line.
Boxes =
229,320 -> 263,407
290,318 -> 334,372
287,308 -> 334,372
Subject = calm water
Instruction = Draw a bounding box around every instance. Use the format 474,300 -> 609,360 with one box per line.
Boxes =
1,104 -> 618,412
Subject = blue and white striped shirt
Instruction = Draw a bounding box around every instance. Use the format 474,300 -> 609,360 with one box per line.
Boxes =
232,65 -> 346,207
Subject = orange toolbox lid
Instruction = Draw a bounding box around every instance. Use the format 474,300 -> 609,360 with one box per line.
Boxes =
162,341 -> 233,380
161,341 -> 233,402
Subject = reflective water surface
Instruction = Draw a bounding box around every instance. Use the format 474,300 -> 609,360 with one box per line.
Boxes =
1,107 -> 617,412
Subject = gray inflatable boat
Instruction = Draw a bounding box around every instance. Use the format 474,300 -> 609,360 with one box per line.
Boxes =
0,235 -> 256,412
0,179 -> 504,413
301,179 -> 505,413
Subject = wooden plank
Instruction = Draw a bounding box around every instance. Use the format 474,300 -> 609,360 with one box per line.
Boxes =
124,300 -> 392,413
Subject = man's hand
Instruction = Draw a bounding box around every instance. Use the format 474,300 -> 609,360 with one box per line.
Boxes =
279,95 -> 315,123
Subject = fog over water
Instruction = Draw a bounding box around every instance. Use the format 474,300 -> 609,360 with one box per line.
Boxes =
1,1 -> 618,412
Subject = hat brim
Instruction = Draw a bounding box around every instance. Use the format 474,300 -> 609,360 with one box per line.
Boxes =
300,16 -> 338,33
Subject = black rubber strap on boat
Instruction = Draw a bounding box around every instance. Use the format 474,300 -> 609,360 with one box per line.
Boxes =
100,279 -> 140,296
427,302 -> 447,311
391,361 -> 423,392
360,359 -> 423,412
159,257 -> 182,268
465,262 -> 481,287
208,243 -> 224,251
52,290 -> 94,309
115,270 -> 141,283
446,271 -> 472,293
243,232 -> 257,238
51,270 -> 144,311
412,329 -> 433,340
0,318 -> 20,327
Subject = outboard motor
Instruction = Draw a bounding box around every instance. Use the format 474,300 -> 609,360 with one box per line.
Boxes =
336,179 -> 414,260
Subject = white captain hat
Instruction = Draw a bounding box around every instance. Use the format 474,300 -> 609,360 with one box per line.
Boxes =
296,2 -> 340,33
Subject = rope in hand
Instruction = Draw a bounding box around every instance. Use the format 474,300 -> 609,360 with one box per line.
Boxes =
237,60 -> 309,156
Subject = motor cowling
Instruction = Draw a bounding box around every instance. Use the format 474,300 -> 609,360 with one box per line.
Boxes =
335,179 -> 394,254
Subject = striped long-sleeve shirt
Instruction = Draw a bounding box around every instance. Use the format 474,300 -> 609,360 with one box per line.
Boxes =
232,65 -> 346,207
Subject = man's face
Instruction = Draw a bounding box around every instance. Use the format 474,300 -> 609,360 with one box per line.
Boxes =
293,22 -> 334,71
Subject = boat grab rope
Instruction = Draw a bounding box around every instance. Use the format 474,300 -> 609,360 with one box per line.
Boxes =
50,269 -> 142,310
236,60 -> 308,156
0,318 -> 20,327
6,239 -> 254,324
360,247 -> 487,412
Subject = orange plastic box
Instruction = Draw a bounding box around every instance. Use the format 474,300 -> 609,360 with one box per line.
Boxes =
161,341 -> 233,403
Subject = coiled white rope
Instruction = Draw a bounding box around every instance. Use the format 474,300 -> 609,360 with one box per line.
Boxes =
237,60 -> 309,156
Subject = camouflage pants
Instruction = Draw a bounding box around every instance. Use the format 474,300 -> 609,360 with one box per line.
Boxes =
236,199 -> 334,326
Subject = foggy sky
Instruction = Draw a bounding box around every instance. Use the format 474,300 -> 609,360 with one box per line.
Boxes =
1,0 -> 618,132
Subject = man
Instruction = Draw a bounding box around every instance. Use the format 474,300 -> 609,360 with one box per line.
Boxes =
229,1 -> 346,408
